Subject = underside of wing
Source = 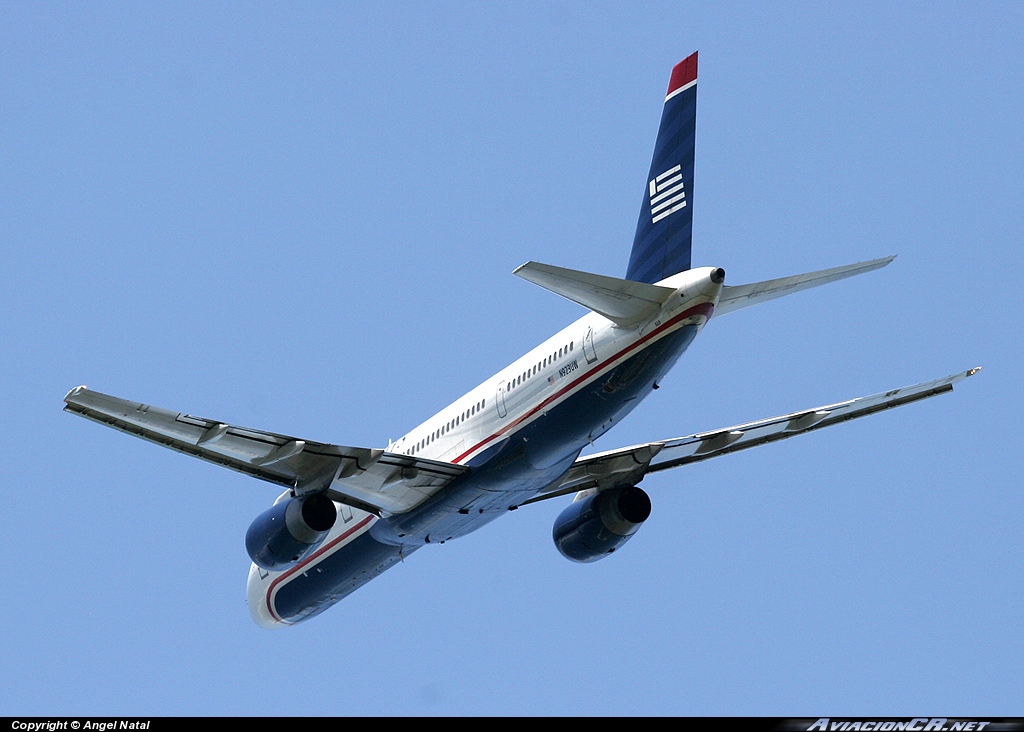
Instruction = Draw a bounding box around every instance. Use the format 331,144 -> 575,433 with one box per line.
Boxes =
713,256 -> 895,318
513,261 -> 676,327
523,368 -> 980,505
63,387 -> 466,515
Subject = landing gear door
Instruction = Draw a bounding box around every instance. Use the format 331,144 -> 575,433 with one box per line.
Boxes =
583,326 -> 598,364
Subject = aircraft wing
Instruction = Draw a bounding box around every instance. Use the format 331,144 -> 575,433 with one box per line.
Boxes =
524,368 -> 980,505
63,386 -> 467,515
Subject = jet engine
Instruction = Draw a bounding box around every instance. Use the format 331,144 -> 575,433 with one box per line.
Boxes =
552,485 -> 652,562
245,493 -> 338,571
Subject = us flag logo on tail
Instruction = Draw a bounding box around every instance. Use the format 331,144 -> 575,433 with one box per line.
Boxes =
649,164 -> 686,223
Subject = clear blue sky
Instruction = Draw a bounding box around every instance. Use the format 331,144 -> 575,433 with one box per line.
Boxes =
2,2 -> 1021,716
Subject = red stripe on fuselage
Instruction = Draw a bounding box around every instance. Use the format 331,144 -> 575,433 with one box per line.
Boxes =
264,513 -> 375,623
263,300 -> 713,622
451,301 -> 713,465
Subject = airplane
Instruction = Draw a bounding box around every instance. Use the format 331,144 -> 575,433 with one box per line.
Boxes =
63,51 -> 979,628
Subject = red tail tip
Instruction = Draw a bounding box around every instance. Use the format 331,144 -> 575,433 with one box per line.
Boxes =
667,51 -> 698,96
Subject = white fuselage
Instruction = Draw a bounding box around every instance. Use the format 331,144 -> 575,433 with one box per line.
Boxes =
393,266 -> 723,466
247,267 -> 723,627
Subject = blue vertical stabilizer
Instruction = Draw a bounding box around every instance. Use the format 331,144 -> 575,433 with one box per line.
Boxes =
625,52 -> 698,284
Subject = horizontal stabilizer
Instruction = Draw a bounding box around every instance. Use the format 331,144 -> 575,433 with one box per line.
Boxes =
514,261 -> 675,328
714,256 -> 895,318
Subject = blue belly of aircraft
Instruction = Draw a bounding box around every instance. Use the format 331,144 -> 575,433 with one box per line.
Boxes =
271,324 -> 698,623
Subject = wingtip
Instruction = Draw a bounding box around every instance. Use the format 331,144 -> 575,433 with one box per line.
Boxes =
862,254 -> 896,271
966,366 -> 982,377
64,384 -> 88,403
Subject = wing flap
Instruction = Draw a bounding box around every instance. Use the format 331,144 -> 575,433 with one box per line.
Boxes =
63,386 -> 467,514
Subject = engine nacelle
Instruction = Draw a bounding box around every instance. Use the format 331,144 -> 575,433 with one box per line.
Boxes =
552,485 -> 652,563
245,493 -> 338,571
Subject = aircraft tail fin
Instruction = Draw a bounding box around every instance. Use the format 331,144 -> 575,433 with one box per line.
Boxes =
625,52 -> 698,285
713,256 -> 896,318
514,261 -> 675,328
